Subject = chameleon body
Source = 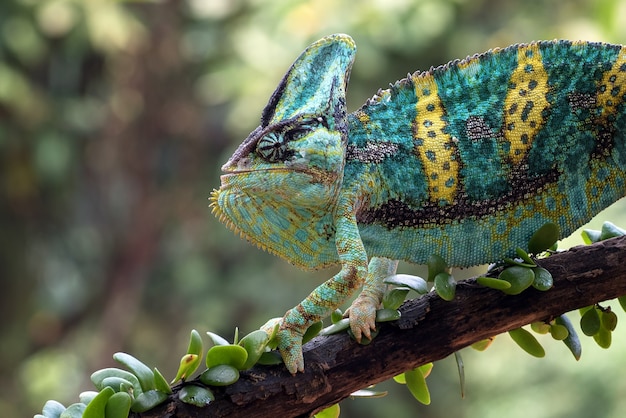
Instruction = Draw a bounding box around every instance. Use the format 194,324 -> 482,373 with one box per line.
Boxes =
211,34 -> 626,373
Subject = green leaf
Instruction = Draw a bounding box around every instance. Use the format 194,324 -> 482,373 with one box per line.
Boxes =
59,403 -> 86,418
405,367 -> 431,405
79,391 -> 99,406
515,247 -> 536,266
498,266 -> 535,295
264,319 -> 281,348
256,351 -> 283,365
593,326 -> 612,349
113,352 -> 155,392
42,400 -> 66,418
153,368 -> 173,394
549,324 -> 569,340
319,318 -> 350,336
454,351 -> 465,398
531,267 -> 553,291
350,388 -> 388,398
528,222 -> 559,254
419,362 -> 433,378
101,376 -> 134,392
314,403 -> 340,418
580,307 -> 601,336
555,314 -> 582,360
600,221 -> 626,240
434,272 -> 456,301
393,373 -> 406,384
582,228 -> 602,244
206,331 -> 230,346
530,322 -> 551,334
239,329 -> 271,369
302,321 -> 324,344
382,287 -> 410,310
331,309 -> 343,324
187,329 -> 203,355
200,364 -> 240,386
82,388 -> 114,418
178,385 -> 215,407
375,308 -> 401,322
601,309 -> 618,332
206,345 -> 248,370
508,328 -> 545,357
384,274 -> 428,294
104,392 -> 132,418
427,254 -> 448,281
91,368 -> 142,395
476,276 -> 512,290
470,337 -> 495,351
171,354 -> 199,384
618,295 -> 626,313
130,390 -> 169,413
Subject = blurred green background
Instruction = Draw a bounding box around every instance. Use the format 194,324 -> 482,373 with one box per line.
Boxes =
2,0 -> 626,417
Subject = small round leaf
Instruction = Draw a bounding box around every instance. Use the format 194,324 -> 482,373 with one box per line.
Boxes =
178,385 -> 215,407
206,345 -> 248,370
580,307 -> 601,336
530,322 -> 551,335
531,267 -> 553,291
434,272 -> 456,301
499,266 -> 535,295
200,364 -> 240,386
549,324 -> 569,340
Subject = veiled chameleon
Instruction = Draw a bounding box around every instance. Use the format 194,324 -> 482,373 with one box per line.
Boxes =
212,34 -> 626,373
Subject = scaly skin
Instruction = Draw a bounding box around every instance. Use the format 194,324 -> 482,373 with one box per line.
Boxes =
211,34 -> 626,373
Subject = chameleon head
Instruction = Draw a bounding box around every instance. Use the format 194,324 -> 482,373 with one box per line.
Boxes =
211,34 -> 357,268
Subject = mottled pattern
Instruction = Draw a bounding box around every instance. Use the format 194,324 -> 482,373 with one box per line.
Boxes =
212,35 -> 626,373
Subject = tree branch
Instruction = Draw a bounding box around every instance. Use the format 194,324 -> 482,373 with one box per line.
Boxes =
136,236 -> 626,418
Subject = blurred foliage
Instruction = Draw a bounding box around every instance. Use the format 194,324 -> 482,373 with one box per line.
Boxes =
1,0 -> 626,417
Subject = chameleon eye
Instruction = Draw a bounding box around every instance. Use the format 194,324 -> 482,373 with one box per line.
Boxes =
257,132 -> 288,162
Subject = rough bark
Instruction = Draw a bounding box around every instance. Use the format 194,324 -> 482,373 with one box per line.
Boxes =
136,235 -> 626,418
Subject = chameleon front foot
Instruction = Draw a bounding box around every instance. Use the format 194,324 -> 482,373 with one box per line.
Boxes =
261,317 -> 305,374
346,295 -> 379,342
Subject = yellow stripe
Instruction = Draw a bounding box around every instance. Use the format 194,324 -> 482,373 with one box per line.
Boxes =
503,43 -> 550,164
597,45 -> 626,116
412,74 -> 459,204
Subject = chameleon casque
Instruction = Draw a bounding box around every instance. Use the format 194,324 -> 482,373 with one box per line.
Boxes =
211,34 -> 626,373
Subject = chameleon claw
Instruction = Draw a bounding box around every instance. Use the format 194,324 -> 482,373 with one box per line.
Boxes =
347,295 -> 379,342
277,333 -> 305,374
261,317 -> 305,374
